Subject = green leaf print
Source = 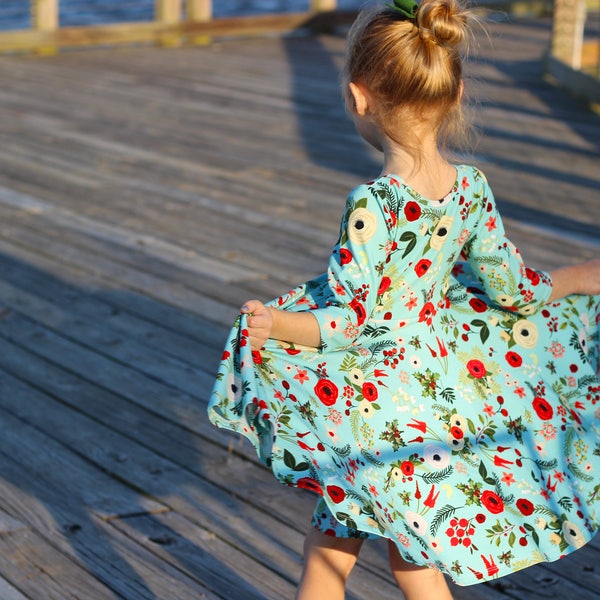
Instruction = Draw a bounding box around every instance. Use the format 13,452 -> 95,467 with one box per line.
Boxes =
363,324 -> 391,338
361,448 -> 385,467
504,416 -> 527,443
283,449 -> 310,472
568,462 -> 594,482
331,443 -> 352,458
471,319 -> 490,344
336,512 -> 359,531
421,465 -> 453,484
400,231 -> 417,258
379,419 -> 407,451
413,368 -> 439,399
456,480 -> 483,505
439,387 -> 456,404
430,504 -> 459,536
534,458 -> 558,472
298,401 -> 318,427
340,354 -> 359,372
478,462 -> 497,486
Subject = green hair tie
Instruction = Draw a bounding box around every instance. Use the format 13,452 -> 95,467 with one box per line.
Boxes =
386,0 -> 419,21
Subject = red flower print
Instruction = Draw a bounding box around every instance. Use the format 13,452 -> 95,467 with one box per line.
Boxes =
349,298 -> 367,326
326,485 -> 346,504
252,350 -> 263,364
418,302 -> 436,325
481,490 -> 504,514
362,381 -> 379,402
484,216 -> 497,232
404,201 -> 421,221
378,276 -> 392,296
407,418 -> 427,433
424,485 -> 440,508
516,498 -> 535,516
532,396 -> 553,420
339,248 -> 353,265
221,350 -> 231,361
467,359 -> 486,378
505,351 -> 523,368
475,513 -> 486,524
401,461 -> 414,476
493,455 -> 514,468
525,267 -> 540,286
414,258 -> 432,277
297,477 -> 323,495
469,297 -> 487,313
285,347 -> 302,355
314,379 -> 339,406
450,426 -> 464,440
297,440 -> 316,452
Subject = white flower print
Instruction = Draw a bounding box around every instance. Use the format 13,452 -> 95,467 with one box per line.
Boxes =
348,207 -> 378,244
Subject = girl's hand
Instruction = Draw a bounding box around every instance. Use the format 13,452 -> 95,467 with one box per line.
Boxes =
241,299 -> 273,350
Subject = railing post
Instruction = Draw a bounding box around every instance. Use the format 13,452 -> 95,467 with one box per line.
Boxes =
156,0 -> 182,46
31,0 -> 59,54
186,0 -> 212,22
550,0 -> 586,69
311,0 -> 338,11
185,0 -> 212,44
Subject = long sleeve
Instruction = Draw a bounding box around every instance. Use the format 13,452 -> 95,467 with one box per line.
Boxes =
461,174 -> 553,315
310,181 -> 398,350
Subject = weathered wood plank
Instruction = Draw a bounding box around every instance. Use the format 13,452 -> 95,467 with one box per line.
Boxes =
0,514 -> 118,600
0,453 -> 220,600
0,375 -> 168,521
0,575 -> 29,600
109,511 -> 298,600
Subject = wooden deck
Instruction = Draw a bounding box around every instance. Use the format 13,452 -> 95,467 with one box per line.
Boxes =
0,14 -> 598,600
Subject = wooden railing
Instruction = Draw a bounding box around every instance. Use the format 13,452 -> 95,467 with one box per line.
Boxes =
547,0 -> 600,108
0,0 -> 351,54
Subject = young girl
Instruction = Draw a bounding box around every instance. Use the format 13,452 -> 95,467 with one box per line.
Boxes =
208,0 -> 600,597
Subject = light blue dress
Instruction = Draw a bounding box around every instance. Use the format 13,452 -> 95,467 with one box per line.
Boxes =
208,165 -> 600,585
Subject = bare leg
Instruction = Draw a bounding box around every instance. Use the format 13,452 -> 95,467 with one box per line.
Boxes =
296,527 -> 364,600
388,540 -> 453,600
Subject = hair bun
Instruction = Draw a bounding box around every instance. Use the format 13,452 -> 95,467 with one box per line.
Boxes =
416,0 -> 468,46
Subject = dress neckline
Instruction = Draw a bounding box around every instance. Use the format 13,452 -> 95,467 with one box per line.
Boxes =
384,164 -> 461,205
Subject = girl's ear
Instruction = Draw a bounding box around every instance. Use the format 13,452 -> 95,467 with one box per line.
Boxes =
348,82 -> 370,116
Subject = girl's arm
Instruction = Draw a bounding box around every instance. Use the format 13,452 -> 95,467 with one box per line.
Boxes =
242,181 -> 397,352
241,299 -> 320,350
548,259 -> 600,302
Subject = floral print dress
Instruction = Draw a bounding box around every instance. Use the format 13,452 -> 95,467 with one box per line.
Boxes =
208,164 -> 600,585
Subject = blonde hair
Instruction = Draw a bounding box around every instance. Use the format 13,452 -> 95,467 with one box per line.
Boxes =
344,0 -> 476,155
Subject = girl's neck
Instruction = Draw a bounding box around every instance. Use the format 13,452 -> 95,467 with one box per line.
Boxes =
380,132 -> 456,201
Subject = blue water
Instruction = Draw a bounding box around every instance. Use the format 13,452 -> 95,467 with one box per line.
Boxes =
0,0 -> 367,31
